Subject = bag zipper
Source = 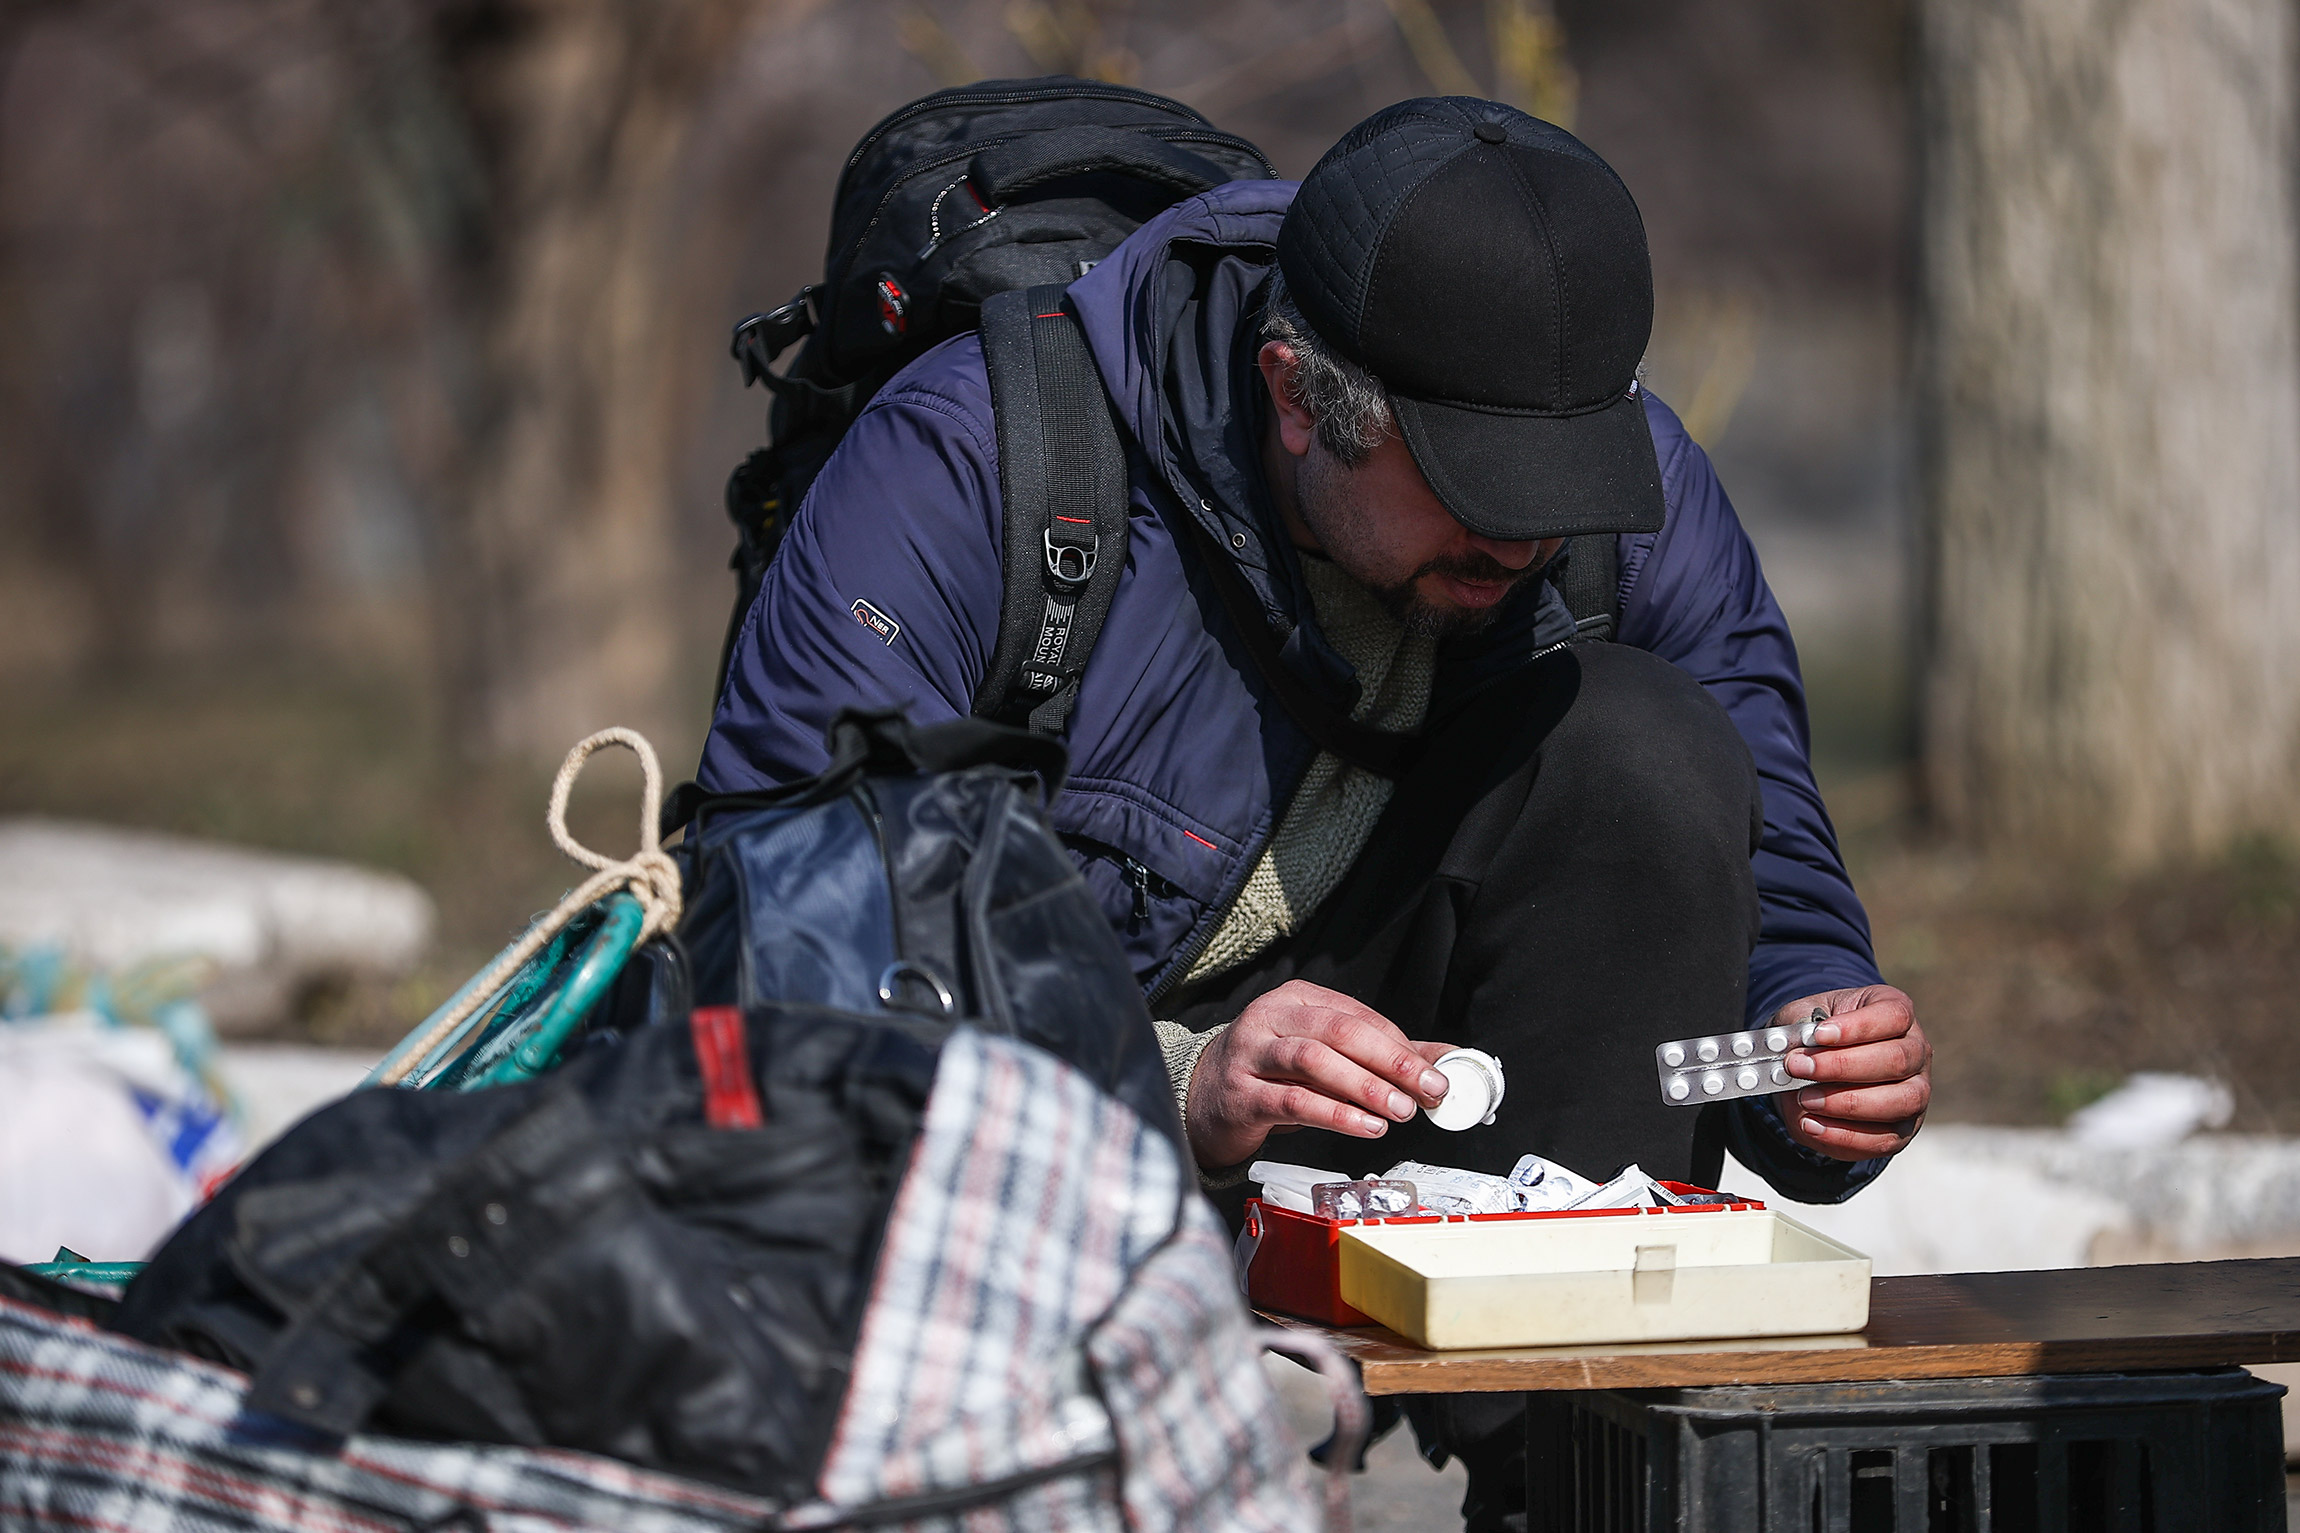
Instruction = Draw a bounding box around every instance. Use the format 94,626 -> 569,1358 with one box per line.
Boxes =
840,80 -> 1222,181
856,784 -> 908,969
831,124 -> 1270,296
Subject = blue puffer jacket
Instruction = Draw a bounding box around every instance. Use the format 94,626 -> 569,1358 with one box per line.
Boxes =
701,180 -> 1887,1202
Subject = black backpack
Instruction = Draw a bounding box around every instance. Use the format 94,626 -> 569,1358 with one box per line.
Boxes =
716,77 -> 1276,724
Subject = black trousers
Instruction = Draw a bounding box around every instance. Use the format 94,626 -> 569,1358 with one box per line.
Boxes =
1167,642 -> 1764,1532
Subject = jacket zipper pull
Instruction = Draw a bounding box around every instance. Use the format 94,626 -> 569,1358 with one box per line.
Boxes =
1122,857 -> 1154,923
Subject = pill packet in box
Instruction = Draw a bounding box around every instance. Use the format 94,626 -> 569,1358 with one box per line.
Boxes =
1309,1179 -> 1418,1220
1656,1009 -> 1827,1105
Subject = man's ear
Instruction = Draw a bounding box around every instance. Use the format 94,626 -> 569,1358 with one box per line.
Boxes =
1257,341 -> 1318,459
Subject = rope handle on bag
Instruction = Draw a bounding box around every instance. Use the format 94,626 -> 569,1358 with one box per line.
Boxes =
375,728 -> 682,1087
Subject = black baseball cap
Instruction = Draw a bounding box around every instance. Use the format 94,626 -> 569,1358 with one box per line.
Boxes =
1276,98 -> 1665,542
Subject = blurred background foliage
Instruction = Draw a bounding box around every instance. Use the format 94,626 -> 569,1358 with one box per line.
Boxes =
2,0 -> 2294,1123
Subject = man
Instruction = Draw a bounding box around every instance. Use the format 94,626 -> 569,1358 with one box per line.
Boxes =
703,97 -> 1929,1523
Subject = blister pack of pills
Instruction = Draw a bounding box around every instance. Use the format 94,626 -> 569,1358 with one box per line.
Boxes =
1309,1179 -> 1418,1220
1655,1009 -> 1827,1106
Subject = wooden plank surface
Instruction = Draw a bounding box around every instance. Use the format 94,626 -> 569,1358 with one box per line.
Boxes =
1263,1256 -> 2300,1394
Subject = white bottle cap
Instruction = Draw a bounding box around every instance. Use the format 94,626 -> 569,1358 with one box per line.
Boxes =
1424,1047 -> 1506,1132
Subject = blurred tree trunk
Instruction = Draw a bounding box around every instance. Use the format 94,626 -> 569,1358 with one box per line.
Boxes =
1917,0 -> 2300,866
423,0 -> 765,761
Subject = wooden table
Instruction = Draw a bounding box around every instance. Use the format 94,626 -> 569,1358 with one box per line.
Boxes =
1262,1254 -> 2300,1394
1267,1258 -> 2300,1528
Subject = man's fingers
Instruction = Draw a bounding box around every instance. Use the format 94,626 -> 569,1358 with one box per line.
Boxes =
1263,1080 -> 1391,1139
1813,1003 -> 1914,1046
1785,1035 -> 1927,1085
1778,990 -> 1914,1047
1793,1076 -> 1930,1123
1316,1018 -> 1452,1105
1753,988 -> 1930,1164
1192,984 -> 1471,1168
1267,1034 -> 1422,1122
1788,1107 -> 1917,1158
1269,986 -> 1452,1104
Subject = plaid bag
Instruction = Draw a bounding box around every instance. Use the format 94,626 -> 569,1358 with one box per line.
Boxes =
3,1026 -> 1319,1532
803,1027 -> 1312,1530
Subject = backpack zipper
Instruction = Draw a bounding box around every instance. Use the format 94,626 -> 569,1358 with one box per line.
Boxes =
840,80 -> 1223,181
831,124 -> 1270,296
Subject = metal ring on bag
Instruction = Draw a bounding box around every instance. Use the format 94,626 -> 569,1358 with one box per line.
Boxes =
877,960 -> 957,1018
1043,527 -> 1097,587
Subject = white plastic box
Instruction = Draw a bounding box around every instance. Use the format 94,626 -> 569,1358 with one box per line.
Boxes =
1337,1207 -> 1870,1350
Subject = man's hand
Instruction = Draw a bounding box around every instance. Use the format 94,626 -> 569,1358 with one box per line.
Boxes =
1777,985 -> 1930,1160
1185,980 -> 1454,1170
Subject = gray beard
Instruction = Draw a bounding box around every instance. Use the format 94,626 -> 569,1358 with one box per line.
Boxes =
1292,442 -> 1534,639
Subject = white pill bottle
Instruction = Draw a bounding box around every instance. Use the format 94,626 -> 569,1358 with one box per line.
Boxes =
1423,1047 -> 1506,1131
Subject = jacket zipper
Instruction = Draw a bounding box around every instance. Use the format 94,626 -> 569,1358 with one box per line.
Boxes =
1121,856 -> 1163,923
1063,833 -> 1181,926
1131,462 -> 1315,1008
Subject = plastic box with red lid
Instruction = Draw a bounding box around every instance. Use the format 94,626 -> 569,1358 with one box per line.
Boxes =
1242,1182 -> 1766,1327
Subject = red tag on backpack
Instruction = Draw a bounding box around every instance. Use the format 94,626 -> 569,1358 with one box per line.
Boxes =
689,1006 -> 764,1129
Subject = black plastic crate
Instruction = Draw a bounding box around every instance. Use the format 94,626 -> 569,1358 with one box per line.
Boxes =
1525,1368 -> 2286,1532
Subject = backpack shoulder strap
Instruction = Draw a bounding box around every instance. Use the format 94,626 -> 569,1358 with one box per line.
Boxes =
973,283 -> 1130,735
1555,531 -> 1621,642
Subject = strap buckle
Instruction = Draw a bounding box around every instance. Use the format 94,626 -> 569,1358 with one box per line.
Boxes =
1044,527 -> 1097,588
730,286 -> 820,385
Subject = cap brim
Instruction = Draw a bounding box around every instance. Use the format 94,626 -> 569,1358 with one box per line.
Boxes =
1390,386 -> 1667,542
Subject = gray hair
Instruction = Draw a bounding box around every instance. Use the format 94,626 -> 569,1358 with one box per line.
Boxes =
1260,269 -> 1394,465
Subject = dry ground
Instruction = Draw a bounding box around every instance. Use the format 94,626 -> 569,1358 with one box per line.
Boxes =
1830,770 -> 2300,1132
